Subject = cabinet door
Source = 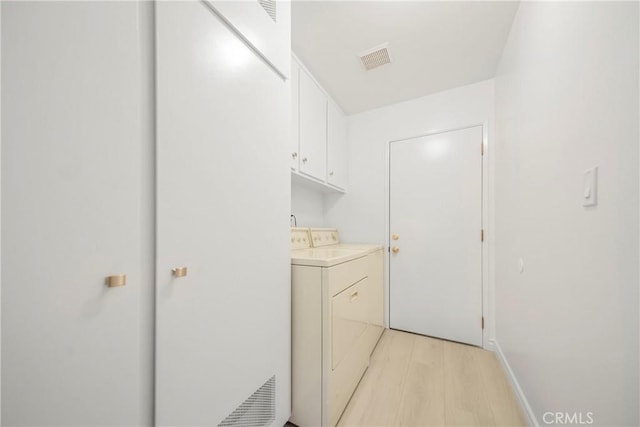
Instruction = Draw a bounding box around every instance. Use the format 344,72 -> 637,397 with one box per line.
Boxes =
327,101 -> 348,190
1,2 -> 153,425
298,68 -> 328,181
204,0 -> 290,78
291,60 -> 300,170
156,2 -> 290,426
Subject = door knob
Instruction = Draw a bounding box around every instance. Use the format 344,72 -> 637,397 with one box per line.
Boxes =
392,247 -> 400,253
172,267 -> 188,277
292,152 -> 298,159
392,234 -> 399,240
302,157 -> 308,163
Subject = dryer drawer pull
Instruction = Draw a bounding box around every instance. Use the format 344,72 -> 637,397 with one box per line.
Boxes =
350,291 -> 359,302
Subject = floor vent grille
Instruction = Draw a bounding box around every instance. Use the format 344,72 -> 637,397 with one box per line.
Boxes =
218,376 -> 276,427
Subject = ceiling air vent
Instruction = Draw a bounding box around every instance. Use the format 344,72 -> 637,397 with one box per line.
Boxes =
358,43 -> 392,71
258,0 -> 277,22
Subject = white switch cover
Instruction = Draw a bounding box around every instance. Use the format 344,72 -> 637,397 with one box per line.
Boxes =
582,166 -> 598,207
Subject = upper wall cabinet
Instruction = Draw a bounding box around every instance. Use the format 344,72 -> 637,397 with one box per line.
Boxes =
204,0 -> 290,78
291,60 -> 300,170
292,55 -> 348,192
327,101 -> 348,190
298,66 -> 328,181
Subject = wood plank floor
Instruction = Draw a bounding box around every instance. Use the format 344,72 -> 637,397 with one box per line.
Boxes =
336,329 -> 526,427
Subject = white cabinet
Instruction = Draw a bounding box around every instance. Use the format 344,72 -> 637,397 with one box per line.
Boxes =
298,67 -> 328,181
292,55 -> 349,192
291,60 -> 300,170
327,101 -> 348,190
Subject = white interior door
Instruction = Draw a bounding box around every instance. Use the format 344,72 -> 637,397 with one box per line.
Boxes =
1,2 -> 153,425
389,126 -> 483,346
155,2 -> 290,426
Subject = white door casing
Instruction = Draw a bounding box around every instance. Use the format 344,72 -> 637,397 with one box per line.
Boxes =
389,125 -> 483,346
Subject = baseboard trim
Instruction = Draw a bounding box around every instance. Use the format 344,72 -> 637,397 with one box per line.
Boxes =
489,339 -> 539,427
483,339 -> 497,352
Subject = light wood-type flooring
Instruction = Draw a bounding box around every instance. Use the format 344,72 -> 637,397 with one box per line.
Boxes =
336,329 -> 526,427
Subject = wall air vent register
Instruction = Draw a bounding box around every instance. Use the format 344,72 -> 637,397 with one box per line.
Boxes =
258,0 -> 277,22
218,376 -> 276,427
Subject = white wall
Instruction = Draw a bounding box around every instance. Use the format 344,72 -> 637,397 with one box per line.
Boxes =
291,180 -> 325,227
0,3 -> 3,421
325,79 -> 495,340
494,2 -> 639,426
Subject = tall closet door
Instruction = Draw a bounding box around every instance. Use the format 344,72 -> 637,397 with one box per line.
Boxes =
1,2 -> 154,425
155,2 -> 291,426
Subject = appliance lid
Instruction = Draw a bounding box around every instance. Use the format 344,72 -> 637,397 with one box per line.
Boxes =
290,247 -> 366,267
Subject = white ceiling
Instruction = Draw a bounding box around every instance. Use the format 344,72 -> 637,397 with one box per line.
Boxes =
292,1 -> 519,115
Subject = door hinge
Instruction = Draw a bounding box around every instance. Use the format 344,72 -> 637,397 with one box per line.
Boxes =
482,317 -> 485,329
481,229 -> 484,242
481,142 -> 484,155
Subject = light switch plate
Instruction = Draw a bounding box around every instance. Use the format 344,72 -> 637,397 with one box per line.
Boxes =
582,166 -> 598,207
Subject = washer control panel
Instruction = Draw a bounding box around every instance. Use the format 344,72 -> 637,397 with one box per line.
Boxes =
310,228 -> 340,247
291,227 -> 312,250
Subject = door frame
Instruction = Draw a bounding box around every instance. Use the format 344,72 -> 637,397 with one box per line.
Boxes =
384,122 -> 493,349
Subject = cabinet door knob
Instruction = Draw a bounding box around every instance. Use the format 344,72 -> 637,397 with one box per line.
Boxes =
172,267 -> 188,278
392,234 -> 399,240
291,152 -> 298,159
329,171 -> 334,176
392,247 -> 400,253
302,157 -> 308,163
105,274 -> 127,288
